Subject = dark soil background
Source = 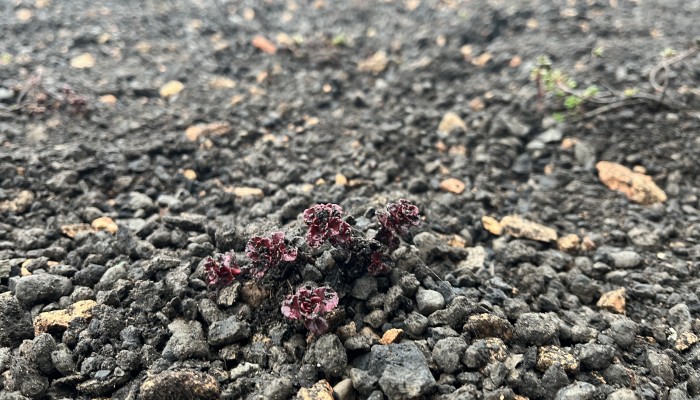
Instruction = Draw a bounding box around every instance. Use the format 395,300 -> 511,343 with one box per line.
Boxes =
1,0 -> 700,399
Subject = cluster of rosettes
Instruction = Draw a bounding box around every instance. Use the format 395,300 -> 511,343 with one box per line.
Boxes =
204,231 -> 297,285
281,285 -> 339,335
303,203 -> 352,248
204,200 -> 421,335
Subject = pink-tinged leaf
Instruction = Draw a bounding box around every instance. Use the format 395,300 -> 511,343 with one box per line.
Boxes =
302,207 -> 316,225
281,296 -> 301,320
377,212 -> 390,227
270,231 -> 285,244
283,248 -> 297,262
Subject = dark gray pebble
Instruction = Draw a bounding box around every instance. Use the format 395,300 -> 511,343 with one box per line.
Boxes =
208,316 -> 251,346
366,342 -> 436,399
31,333 -> 57,375
514,312 -> 560,346
576,343 -> 615,370
73,264 -> 108,287
308,334 -> 347,378
555,381 -> 600,400
0,295 -> 34,347
163,319 -> 208,361
349,367 -> 379,395
351,276 -> 378,300
404,311 -> 429,337
542,363 -> 569,394
14,274 -> 73,307
416,288 -> 445,316
428,296 -> 474,328
432,337 -> 467,373
646,350 -> 674,386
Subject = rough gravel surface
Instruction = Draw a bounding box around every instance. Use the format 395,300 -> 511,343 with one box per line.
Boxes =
1,1 -> 700,399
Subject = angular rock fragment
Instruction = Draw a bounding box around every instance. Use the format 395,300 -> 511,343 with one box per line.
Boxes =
537,346 -> 579,373
482,216 -> 503,235
140,370 -> 220,400
379,328 -> 403,345
91,217 -> 118,234
208,316 -> 251,346
438,112 -> 467,134
0,294 -> 34,347
439,178 -> 466,194
297,380 -> 333,400
60,223 -> 94,238
0,190 -> 34,213
162,319 -> 209,361
557,234 -> 580,253
596,161 -> 667,205
514,312 -> 560,345
483,215 -> 557,243
675,332 -> 698,352
465,313 -> 514,341
358,51 -> 388,74
597,288 -> 625,314
366,343 -> 435,399
185,122 -> 232,141
34,300 -> 96,335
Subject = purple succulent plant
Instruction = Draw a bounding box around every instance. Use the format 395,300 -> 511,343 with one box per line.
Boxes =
203,251 -> 241,288
281,285 -> 339,335
375,199 -> 420,249
245,231 -> 297,279
378,199 -> 421,237
303,203 -> 352,248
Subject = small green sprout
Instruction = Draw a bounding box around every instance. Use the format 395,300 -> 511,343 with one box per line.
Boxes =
331,34 -> 347,47
623,88 -> 639,97
292,34 -> 305,46
0,53 -> 12,65
661,48 -> 676,59
552,112 -> 566,122
583,86 -> 599,98
564,95 -> 583,110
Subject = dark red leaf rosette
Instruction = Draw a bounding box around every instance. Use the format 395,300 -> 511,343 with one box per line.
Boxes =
245,231 -> 297,278
303,203 -> 352,248
203,251 -> 241,288
376,199 -> 421,249
281,285 -> 339,335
